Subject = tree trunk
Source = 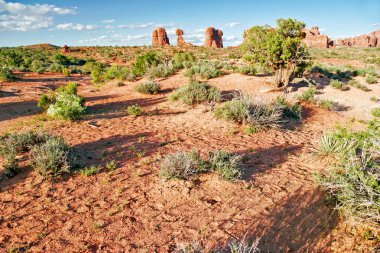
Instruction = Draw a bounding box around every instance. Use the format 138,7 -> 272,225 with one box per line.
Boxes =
273,64 -> 296,88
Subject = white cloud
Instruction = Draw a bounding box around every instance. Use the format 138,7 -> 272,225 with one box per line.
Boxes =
370,23 -> 380,27
102,19 -> 115,23
117,22 -> 177,29
224,22 -> 241,28
79,33 -> 151,45
55,23 -> 98,31
0,0 -> 75,31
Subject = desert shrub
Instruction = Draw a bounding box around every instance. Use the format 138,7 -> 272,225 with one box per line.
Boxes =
30,136 -> 71,178
47,93 -> 86,120
366,74 -> 378,84
316,121 -> 380,232
0,67 -> 16,82
135,81 -> 160,94
347,79 -> 370,92
184,61 -> 224,80
208,150 -> 242,181
160,150 -> 207,180
318,99 -> 338,111
80,166 -> 100,176
370,96 -> 379,102
330,79 -> 349,91
215,94 -> 284,129
62,67 -> 70,77
127,104 -> 143,116
235,65 -> 257,76
297,86 -> 317,102
276,96 -> 302,120
372,108 -> 380,118
146,62 -> 177,79
172,51 -> 196,68
169,82 -> 221,105
105,65 -> 135,81
56,81 -> 78,94
132,51 -> 162,77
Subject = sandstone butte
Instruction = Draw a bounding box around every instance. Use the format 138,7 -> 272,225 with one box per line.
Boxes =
151,27 -> 170,47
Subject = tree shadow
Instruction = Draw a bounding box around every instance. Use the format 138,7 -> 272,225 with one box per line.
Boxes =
0,90 -> 19,98
237,144 -> 303,181
0,100 -> 43,122
84,97 -> 166,120
244,189 -> 339,252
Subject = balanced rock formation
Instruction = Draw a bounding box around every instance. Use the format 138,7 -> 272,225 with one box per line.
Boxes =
302,27 -> 330,48
61,45 -> 70,53
175,28 -> 193,47
152,27 -> 170,47
204,27 -> 223,48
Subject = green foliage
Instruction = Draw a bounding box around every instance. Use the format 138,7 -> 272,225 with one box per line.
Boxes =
147,62 -> 177,79
330,79 -> 349,91
160,150 -> 207,180
169,82 -> 221,105
297,86 -> 317,102
366,74 -> 378,84
242,18 -> 309,87
80,166 -> 100,176
372,108 -> 380,118
208,150 -> 242,181
318,99 -> 337,111
172,51 -> 196,68
135,81 -> 161,94
0,131 -> 72,178
0,67 -> 16,82
215,94 -> 284,129
105,65 -> 135,81
184,61 -> 224,80
235,65 -> 257,76
62,67 -> 70,77
316,121 -> 380,231
347,79 -> 370,92
370,96 -> 379,102
30,136 -> 71,178
276,96 -> 302,119
127,104 -> 143,116
132,51 -> 162,77
56,81 -> 78,94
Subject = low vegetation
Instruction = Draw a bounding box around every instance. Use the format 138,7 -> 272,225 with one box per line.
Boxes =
347,79 -> 370,92
366,74 -> 378,84
169,82 -> 221,105
297,86 -> 317,102
329,79 -> 349,91
135,81 -> 161,94
0,67 -> 16,82
127,104 -> 143,116
160,149 -> 243,181
315,121 -> 380,241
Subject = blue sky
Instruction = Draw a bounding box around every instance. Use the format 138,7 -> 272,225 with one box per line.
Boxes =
0,0 -> 380,47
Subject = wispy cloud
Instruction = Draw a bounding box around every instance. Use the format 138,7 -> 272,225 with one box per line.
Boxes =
0,0 -> 76,31
102,19 -> 115,24
79,33 -> 150,45
117,22 -> 177,29
55,23 -> 98,31
370,23 -> 380,27
224,22 -> 241,28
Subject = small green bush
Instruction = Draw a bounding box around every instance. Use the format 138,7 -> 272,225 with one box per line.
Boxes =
160,150 -> 207,180
372,108 -> 380,118
366,74 -> 378,84
62,67 -> 70,77
132,51 -> 162,77
147,63 -> 177,79
30,136 -> 71,178
330,79 -> 349,91
276,96 -> 302,120
135,81 -> 161,94
127,104 -> 143,116
318,99 -> 338,111
0,67 -> 16,82
169,82 -> 221,105
235,65 -> 257,76
47,93 -> 86,120
208,150 -> 242,181
56,82 -> 78,95
347,79 -> 370,92
370,96 -> 379,102
297,86 -> 317,102
80,166 -> 100,176
184,61 -> 224,80
172,51 -> 196,68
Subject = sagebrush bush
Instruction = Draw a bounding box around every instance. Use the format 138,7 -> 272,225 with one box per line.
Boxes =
318,99 -> 338,111
0,67 -> 16,82
30,136 -> 71,178
172,51 -> 196,68
208,150 -> 242,181
184,61 -> 224,80
330,79 -> 349,91
127,104 -> 143,116
47,93 -> 86,120
147,63 -> 177,79
316,121 -> 380,232
276,96 -> 302,120
132,51 -> 162,77
366,74 -> 378,84
135,81 -> 161,94
372,108 -> 380,118
215,94 -> 284,129
297,86 -> 317,102
62,67 -> 70,77
169,82 -> 221,105
160,150 -> 207,180
347,79 -> 370,92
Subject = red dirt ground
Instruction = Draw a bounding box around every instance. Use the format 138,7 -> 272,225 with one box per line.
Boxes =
0,72 -> 371,252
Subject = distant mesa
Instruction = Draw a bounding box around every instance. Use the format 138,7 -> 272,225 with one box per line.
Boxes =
204,27 -> 223,48
61,45 -> 71,53
302,27 -> 332,48
175,29 -> 193,47
22,43 -> 58,49
336,29 -> 380,47
152,27 -> 170,47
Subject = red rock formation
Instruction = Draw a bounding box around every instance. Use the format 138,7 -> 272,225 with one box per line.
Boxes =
336,30 -> 380,47
175,28 -> 193,47
152,27 -> 170,47
302,27 -> 329,48
61,45 -> 70,53
204,27 -> 223,48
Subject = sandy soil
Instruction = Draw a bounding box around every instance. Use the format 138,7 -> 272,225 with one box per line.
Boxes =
0,71 -> 375,252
